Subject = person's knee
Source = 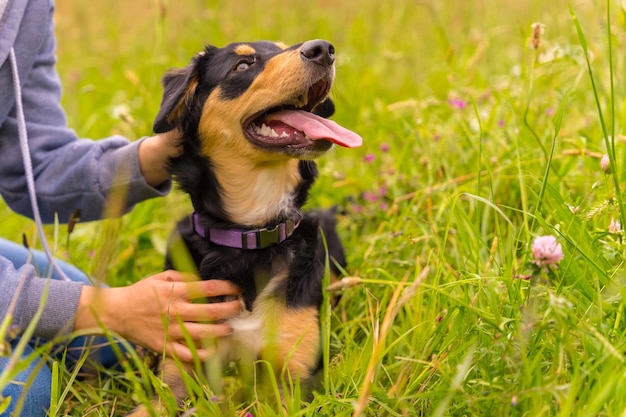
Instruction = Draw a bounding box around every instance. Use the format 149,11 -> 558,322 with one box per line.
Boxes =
1,344 -> 52,417
0,237 -> 91,283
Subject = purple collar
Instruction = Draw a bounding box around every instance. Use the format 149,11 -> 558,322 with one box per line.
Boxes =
192,212 -> 301,250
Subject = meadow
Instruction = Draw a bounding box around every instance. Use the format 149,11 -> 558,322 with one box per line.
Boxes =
2,0 -> 626,415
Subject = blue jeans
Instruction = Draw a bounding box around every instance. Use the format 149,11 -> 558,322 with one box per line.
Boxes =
0,238 -> 124,417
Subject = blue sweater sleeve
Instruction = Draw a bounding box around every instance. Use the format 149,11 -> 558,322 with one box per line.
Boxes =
0,256 -> 84,341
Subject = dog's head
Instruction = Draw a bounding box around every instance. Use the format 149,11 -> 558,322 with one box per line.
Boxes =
154,40 -> 362,162
155,40 -> 361,225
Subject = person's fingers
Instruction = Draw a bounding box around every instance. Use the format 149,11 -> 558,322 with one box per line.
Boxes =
202,279 -> 241,297
177,279 -> 242,300
175,299 -> 243,322
167,341 -> 196,363
167,322 -> 233,340
151,272 -> 241,301
156,269 -> 198,283
167,340 -> 218,362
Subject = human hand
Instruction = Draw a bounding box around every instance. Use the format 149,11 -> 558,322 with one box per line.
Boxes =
74,270 -> 242,362
137,130 -> 183,187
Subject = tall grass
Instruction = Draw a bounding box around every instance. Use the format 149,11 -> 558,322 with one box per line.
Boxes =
3,0 -> 626,415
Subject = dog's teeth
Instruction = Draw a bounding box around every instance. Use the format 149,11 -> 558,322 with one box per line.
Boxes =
296,91 -> 309,108
253,123 -> 287,138
258,123 -> 281,138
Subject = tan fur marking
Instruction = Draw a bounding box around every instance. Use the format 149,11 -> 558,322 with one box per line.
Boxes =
234,44 -> 256,56
195,121 -> 302,225
274,41 -> 289,50
233,298 -> 320,380
218,159 -> 301,225
197,94 -> 304,225
168,75 -> 199,125
275,306 -> 320,378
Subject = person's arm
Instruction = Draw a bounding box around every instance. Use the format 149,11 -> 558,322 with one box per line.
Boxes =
74,271 -> 242,362
0,0 -> 177,224
0,256 -> 242,361
0,257 -> 83,341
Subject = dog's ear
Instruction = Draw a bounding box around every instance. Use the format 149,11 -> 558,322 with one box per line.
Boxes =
153,65 -> 200,133
154,46 -> 220,133
313,98 -> 335,119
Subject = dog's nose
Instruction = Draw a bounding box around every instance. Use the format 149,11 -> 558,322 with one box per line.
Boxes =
301,40 -> 335,67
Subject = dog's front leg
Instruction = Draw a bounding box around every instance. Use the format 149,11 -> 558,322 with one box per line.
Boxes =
263,305 -> 321,383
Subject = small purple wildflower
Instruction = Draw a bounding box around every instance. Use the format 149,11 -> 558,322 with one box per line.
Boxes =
531,235 -> 564,269
362,191 -> 378,202
600,154 -> 611,174
380,143 -> 390,152
498,119 -> 505,127
609,218 -> 621,234
364,153 -> 375,163
448,98 -> 467,110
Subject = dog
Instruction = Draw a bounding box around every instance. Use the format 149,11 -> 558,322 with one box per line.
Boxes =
127,39 -> 362,416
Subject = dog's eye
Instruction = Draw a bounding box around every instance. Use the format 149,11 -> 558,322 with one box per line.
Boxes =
234,60 -> 253,72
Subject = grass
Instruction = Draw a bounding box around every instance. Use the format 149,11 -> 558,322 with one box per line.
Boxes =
3,0 -> 626,415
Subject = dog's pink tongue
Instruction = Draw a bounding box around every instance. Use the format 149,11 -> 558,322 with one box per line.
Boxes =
266,110 -> 363,148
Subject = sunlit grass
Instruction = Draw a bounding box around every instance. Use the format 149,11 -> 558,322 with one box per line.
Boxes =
3,0 -> 626,415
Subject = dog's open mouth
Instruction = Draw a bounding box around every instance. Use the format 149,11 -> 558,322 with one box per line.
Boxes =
244,79 -> 362,150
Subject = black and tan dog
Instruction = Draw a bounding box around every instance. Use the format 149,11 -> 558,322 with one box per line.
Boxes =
128,39 -> 361,415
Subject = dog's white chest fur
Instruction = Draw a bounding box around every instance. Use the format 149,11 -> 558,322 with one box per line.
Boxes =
216,262 -> 289,363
